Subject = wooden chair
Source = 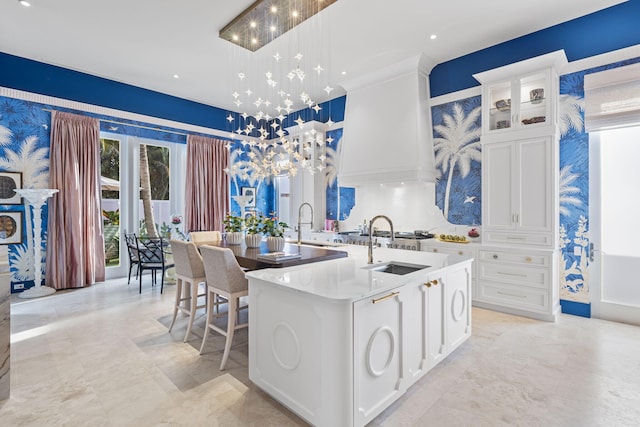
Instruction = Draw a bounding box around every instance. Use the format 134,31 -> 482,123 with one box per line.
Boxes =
124,232 -> 141,285
199,245 -> 248,370
189,230 -> 222,248
137,237 -> 175,294
168,240 -> 208,342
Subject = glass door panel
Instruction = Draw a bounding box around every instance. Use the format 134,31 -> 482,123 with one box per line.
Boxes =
519,72 -> 547,127
100,138 -> 121,268
489,81 -> 512,131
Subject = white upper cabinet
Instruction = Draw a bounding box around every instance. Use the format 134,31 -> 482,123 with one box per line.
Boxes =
474,50 -> 567,140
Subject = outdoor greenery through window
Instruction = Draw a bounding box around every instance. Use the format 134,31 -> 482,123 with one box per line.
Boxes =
101,138 -> 120,267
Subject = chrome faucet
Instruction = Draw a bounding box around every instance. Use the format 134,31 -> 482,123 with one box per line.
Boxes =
368,215 -> 394,264
297,202 -> 314,244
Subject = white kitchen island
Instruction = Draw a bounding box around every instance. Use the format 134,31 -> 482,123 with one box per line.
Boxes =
246,245 -> 473,427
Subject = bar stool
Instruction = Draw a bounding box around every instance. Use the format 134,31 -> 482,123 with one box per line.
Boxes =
199,245 -> 249,370
168,240 -> 207,342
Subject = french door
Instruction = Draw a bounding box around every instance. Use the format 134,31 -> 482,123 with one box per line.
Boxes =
589,126 -> 640,325
100,133 -> 186,280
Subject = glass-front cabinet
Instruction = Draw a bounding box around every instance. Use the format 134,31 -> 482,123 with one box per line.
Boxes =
474,50 -> 567,137
487,71 -> 549,132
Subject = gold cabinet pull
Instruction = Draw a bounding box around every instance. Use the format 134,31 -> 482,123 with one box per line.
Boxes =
372,291 -> 399,304
423,280 -> 438,288
525,256 -> 532,263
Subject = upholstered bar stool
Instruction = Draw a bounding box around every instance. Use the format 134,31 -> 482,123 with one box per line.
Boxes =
189,231 -> 222,248
168,240 -> 207,342
199,245 -> 249,370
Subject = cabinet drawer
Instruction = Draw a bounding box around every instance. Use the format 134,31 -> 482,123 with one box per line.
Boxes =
479,250 -> 550,267
479,263 -> 548,289
421,245 -> 474,257
483,230 -> 552,247
478,282 -> 549,311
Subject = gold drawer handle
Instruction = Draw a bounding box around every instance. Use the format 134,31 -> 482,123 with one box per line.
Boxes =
432,248 -> 438,253
525,257 -> 532,263
458,251 -> 463,255
423,280 -> 439,288
507,236 -> 526,240
372,291 -> 399,304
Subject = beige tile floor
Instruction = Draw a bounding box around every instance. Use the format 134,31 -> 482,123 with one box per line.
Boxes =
2,276 -> 640,426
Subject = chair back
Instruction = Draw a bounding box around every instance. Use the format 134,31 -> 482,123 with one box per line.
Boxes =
124,232 -> 140,261
200,245 -> 247,293
137,237 -> 166,265
190,231 -> 222,247
170,240 -> 205,279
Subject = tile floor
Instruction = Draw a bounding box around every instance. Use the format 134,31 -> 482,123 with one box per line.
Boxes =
1,276 -> 640,426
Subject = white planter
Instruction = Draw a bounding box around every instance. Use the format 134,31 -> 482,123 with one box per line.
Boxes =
245,233 -> 263,248
266,236 -> 285,252
226,231 -> 244,245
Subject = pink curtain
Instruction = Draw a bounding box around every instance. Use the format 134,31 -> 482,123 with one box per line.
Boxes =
46,111 -> 105,289
185,135 -> 230,232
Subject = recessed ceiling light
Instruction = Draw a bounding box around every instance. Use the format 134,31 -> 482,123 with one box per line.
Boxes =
292,10 -> 299,17
341,71 -> 347,75
251,38 -> 258,45
173,74 -> 180,79
430,34 -> 437,40
19,0 -> 31,6
232,34 -> 239,41
270,25 -> 276,32
270,5 -> 277,13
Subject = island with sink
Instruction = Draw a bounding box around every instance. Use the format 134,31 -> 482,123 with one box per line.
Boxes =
246,244 -> 473,427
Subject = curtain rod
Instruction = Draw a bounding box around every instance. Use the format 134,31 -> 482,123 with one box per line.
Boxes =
42,108 -> 189,137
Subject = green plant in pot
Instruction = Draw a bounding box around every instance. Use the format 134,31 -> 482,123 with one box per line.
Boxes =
244,214 -> 264,248
223,214 -> 244,245
263,214 -> 289,252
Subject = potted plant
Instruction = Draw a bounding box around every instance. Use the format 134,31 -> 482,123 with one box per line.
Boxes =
223,213 -> 244,245
263,214 -> 289,252
244,214 -> 264,248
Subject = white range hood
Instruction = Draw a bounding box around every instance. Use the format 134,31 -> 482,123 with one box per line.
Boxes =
338,54 -> 437,187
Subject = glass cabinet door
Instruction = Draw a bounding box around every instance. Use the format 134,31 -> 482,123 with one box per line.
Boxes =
518,72 -> 547,127
488,81 -> 513,131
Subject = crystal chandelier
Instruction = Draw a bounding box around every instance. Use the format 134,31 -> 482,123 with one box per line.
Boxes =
219,0 -> 339,178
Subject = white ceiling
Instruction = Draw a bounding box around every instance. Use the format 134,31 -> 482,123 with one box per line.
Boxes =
0,0 -> 626,113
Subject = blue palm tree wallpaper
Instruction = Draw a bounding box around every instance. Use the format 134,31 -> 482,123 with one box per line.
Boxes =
557,56 -> 640,317
430,96 -> 482,226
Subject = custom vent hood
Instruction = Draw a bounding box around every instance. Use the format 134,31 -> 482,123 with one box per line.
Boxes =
338,54 -> 437,186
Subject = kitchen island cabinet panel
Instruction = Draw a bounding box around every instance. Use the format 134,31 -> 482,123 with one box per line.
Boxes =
247,246 -> 473,427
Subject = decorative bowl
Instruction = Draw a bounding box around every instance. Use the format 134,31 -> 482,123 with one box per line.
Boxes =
495,99 -> 511,111
529,88 -> 544,104
496,120 -> 510,129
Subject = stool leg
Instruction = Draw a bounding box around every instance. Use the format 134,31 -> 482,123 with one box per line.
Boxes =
220,295 -> 237,371
183,280 -> 198,342
199,288 -> 214,355
168,278 -> 182,332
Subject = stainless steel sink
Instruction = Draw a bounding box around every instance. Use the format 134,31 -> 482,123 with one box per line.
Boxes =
364,261 -> 430,275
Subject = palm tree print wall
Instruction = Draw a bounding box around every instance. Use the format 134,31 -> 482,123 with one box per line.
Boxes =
0,95 -> 199,292
431,96 -> 482,225
558,56 -> 640,316
325,128 -> 355,221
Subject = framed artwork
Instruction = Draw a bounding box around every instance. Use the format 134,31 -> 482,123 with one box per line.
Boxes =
241,187 -> 256,207
0,211 -> 23,245
0,171 -> 23,205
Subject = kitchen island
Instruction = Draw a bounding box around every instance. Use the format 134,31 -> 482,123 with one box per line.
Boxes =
246,245 -> 473,427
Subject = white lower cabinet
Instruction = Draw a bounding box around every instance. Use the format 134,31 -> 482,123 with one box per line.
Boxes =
353,289 -> 406,426
353,262 -> 472,426
476,247 -> 559,321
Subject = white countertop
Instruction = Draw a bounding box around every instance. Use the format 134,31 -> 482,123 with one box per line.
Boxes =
245,245 -> 473,302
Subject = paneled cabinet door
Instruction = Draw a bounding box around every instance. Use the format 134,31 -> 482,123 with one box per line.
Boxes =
483,136 -> 554,246
426,273 -> 447,370
353,289 -> 405,427
403,279 -> 428,383
445,263 -> 472,353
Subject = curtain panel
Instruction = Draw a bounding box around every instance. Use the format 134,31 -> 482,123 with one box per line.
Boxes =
46,111 -> 105,289
185,135 -> 230,232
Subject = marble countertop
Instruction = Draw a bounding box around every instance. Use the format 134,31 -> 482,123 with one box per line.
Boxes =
245,245 -> 473,302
